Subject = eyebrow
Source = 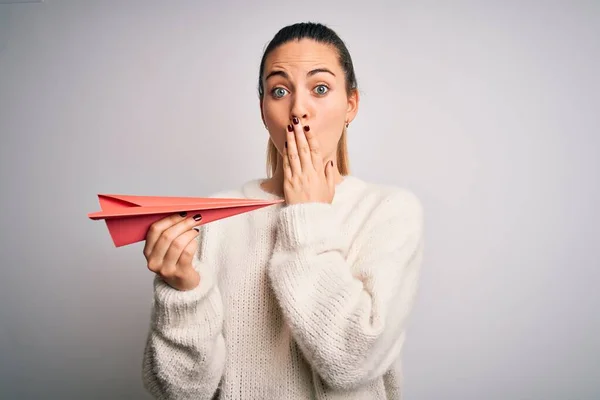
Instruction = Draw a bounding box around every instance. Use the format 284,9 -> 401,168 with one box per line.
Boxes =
265,68 -> 336,81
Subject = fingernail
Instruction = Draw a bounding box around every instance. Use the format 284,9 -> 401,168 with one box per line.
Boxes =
303,125 -> 310,132
292,117 -> 299,125
287,125 -> 293,132
193,214 -> 202,221
285,141 -> 288,148
179,211 -> 187,217
193,227 -> 200,232
330,160 -> 334,167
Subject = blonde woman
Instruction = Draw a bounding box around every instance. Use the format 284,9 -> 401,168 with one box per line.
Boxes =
141,21 -> 424,400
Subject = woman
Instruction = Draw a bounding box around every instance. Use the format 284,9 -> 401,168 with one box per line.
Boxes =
141,22 -> 424,400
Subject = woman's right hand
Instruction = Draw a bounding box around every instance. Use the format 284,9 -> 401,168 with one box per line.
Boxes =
143,212 -> 204,291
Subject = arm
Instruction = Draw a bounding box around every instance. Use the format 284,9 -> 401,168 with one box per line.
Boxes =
267,190 -> 424,391
142,229 -> 225,400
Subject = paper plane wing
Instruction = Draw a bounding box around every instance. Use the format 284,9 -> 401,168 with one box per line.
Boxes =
88,194 -> 284,247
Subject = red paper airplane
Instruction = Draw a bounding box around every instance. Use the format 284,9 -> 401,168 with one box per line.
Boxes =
88,194 -> 284,247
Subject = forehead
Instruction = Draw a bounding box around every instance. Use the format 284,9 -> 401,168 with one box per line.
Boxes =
264,39 -> 341,72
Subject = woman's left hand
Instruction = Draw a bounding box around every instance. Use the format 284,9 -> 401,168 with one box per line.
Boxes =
283,117 -> 336,205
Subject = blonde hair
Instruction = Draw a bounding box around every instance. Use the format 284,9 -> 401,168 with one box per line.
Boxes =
266,126 -> 350,178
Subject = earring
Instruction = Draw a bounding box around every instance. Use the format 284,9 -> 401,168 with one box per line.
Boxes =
345,122 -> 349,128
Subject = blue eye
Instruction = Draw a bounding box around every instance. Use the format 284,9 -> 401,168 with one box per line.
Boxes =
271,87 -> 288,99
314,85 -> 329,95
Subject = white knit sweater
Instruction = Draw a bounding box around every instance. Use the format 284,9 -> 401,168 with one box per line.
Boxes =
142,175 -> 424,400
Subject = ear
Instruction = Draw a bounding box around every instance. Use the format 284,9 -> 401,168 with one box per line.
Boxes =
345,89 -> 359,125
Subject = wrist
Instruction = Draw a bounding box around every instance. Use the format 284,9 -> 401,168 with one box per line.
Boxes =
165,268 -> 200,291
276,202 -> 338,249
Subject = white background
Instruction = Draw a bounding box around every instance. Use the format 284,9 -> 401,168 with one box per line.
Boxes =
1,1 -> 598,398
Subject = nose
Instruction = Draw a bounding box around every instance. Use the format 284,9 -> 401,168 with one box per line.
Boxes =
290,91 -> 310,122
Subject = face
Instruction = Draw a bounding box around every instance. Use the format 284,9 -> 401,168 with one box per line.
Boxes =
260,39 -> 359,164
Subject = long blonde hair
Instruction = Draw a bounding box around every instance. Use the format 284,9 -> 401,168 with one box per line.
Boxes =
266,126 -> 350,178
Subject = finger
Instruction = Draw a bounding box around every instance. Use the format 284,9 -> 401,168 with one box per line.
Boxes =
286,123 -> 302,175
147,212 -> 203,267
175,230 -> 200,269
144,212 -> 188,259
302,124 -> 324,169
162,228 -> 199,272
282,141 -> 293,181
292,117 -> 313,171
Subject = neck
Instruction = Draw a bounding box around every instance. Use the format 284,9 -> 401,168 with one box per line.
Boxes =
261,155 -> 344,198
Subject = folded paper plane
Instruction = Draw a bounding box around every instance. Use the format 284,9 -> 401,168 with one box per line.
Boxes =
88,194 -> 284,247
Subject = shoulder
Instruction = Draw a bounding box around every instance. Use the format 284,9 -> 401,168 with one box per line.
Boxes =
343,176 -> 423,222
194,179 -> 262,254
336,177 -> 424,247
332,177 -> 425,261
197,178 -> 272,233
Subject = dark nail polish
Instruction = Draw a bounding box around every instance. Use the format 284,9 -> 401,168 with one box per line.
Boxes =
285,141 -> 288,148
287,125 -> 293,132
330,160 -> 334,167
293,117 -> 299,124
303,125 -> 310,132
179,211 -> 187,217
193,214 -> 202,221
193,227 -> 200,232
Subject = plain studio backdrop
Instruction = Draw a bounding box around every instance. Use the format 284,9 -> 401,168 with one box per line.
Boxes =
1,1 -> 598,399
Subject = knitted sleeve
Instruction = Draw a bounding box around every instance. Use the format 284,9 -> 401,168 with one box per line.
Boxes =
267,189 -> 424,391
142,227 -> 225,400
